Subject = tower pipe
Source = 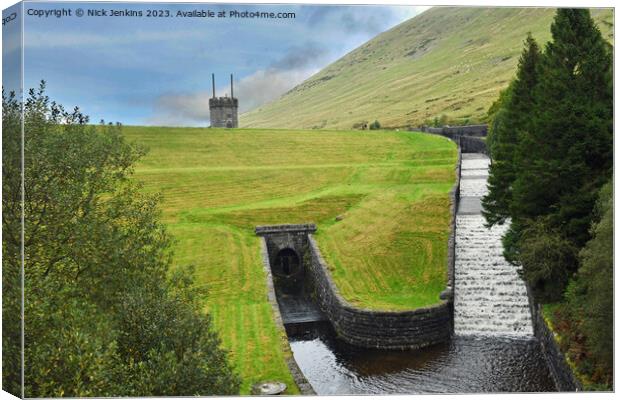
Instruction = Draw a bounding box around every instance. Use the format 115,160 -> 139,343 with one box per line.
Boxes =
230,74 -> 234,99
212,73 -> 215,98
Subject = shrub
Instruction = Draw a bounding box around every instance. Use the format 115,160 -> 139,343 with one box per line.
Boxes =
518,219 -> 578,303
3,82 -> 240,396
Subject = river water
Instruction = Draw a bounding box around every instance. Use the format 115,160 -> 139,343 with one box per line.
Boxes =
289,323 -> 555,394
286,153 -> 556,394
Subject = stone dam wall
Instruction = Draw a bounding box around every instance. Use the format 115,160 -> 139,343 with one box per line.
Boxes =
525,286 -> 582,391
258,236 -> 316,395
458,135 -> 488,155
256,134 -> 463,351
417,125 -> 489,155
257,217 -> 457,350
420,124 -> 488,137
304,235 -> 452,350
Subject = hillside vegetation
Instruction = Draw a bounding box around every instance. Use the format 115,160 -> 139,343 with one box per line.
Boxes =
241,7 -> 613,129
126,127 -> 456,391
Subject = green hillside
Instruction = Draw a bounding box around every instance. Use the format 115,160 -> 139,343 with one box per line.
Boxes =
241,7 -> 613,129
127,127 -> 456,392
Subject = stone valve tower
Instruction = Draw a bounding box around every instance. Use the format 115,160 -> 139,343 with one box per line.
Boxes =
209,73 -> 239,128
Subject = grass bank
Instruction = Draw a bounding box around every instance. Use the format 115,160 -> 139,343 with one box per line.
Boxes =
126,127 -> 457,392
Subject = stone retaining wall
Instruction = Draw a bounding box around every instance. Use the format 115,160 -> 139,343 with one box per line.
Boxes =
458,136 -> 488,155
446,147 -> 462,291
446,124 -> 487,136
305,236 -> 452,350
418,127 -> 488,155
298,135 -> 460,349
525,285 -> 582,392
258,238 -> 316,395
419,124 -> 488,137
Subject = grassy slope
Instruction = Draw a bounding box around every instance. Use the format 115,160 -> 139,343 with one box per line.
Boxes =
126,126 -> 456,391
241,7 -> 613,130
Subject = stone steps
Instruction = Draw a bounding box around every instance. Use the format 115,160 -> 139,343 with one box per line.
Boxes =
453,154 -> 534,338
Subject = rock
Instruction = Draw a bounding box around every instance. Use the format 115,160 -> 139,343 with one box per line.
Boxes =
439,287 -> 453,300
335,215 -> 344,221
251,381 -> 287,395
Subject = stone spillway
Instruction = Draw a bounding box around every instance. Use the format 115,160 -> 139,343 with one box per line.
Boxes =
285,154 -> 556,395
453,153 -> 534,337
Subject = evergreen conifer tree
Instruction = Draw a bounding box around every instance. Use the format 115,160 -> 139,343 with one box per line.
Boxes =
512,9 -> 612,244
482,34 -> 541,226
511,9 -> 612,299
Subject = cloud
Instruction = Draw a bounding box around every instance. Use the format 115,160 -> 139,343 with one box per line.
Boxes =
145,6 -> 430,126
234,67 -> 320,113
270,42 -> 327,70
149,91 -> 210,126
305,5 -> 428,36
149,42 -> 326,126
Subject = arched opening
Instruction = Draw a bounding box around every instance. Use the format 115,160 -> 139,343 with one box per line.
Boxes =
273,248 -> 304,296
275,248 -> 300,277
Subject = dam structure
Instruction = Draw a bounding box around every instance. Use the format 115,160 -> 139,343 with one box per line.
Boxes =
282,144 -> 555,394
453,153 -> 534,337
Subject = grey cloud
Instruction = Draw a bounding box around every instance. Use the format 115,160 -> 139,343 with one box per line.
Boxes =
304,6 -> 419,36
148,42 -> 327,125
147,7 -> 427,126
235,67 -> 319,113
149,91 -> 210,126
148,66 -> 318,126
270,42 -> 327,70
340,8 -> 394,35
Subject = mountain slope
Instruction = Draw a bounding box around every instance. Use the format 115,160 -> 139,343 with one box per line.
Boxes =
241,7 -> 613,129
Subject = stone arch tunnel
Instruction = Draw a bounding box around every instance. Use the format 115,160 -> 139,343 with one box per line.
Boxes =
272,247 -> 304,295
256,224 -> 326,325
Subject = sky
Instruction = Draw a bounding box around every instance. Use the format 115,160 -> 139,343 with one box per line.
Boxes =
2,1 -> 428,126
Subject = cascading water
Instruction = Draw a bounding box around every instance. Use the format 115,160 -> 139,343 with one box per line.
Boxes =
454,153 -> 534,337
286,151 -> 554,394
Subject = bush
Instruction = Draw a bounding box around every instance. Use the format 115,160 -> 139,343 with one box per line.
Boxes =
116,267 -> 240,396
518,219 -> 578,303
2,88 -> 24,397
369,120 -> 381,130
3,82 -> 240,396
563,181 -> 613,386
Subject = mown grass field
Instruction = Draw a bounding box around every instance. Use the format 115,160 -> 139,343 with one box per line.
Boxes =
125,126 -> 457,392
242,7 -> 613,130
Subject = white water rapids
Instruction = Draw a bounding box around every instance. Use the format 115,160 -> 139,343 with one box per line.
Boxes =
453,153 -> 534,337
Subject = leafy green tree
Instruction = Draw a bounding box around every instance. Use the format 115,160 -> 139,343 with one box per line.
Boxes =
3,82 -> 240,396
24,286 -> 121,397
482,34 -> 541,227
116,267 -> 240,396
566,181 -> 613,385
2,89 -> 24,397
438,114 -> 449,126
517,218 -> 579,303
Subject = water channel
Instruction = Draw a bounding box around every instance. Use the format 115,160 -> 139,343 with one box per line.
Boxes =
284,153 -> 556,394
288,323 -> 555,394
